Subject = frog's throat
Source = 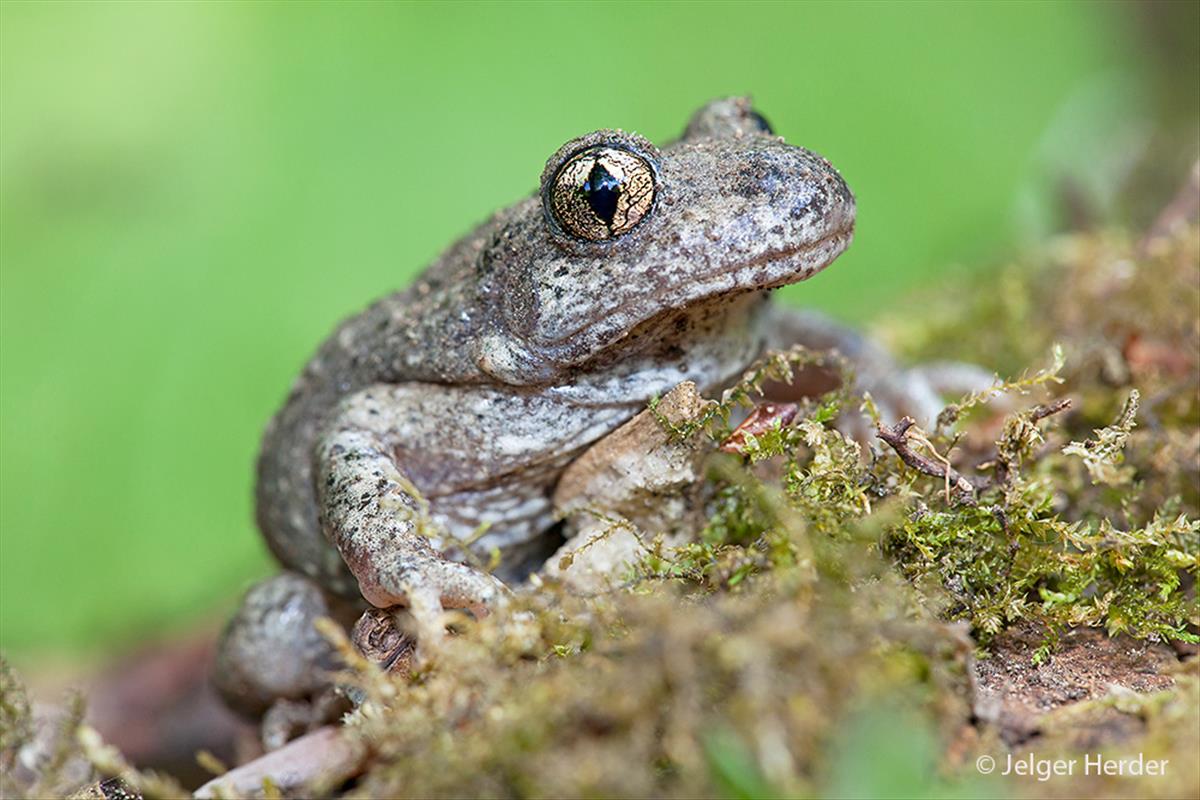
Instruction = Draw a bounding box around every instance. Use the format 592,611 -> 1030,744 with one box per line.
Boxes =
475,226 -> 852,387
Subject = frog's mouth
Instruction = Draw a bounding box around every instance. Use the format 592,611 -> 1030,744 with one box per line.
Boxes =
706,226 -> 854,296
572,224 -> 854,351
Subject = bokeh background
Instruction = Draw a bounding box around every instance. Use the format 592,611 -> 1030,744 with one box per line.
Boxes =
2,1 -> 1196,661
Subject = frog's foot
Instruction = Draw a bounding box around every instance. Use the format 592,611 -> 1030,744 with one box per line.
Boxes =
261,699 -> 312,752
261,689 -> 349,751
905,361 -> 1000,401
855,360 -> 1001,428
370,553 -> 509,651
317,401 -> 510,656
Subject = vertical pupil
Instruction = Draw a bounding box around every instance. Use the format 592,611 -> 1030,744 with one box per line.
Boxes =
582,162 -> 621,224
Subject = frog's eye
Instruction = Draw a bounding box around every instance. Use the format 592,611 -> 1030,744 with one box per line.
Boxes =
747,111 -> 774,135
549,146 -> 656,242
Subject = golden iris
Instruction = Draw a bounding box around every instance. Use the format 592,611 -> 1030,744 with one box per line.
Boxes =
550,146 -> 655,241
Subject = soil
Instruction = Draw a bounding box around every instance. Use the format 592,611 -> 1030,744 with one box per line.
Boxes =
973,620 -> 1182,745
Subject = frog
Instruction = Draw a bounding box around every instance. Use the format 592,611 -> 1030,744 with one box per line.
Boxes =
214,97 -> 957,733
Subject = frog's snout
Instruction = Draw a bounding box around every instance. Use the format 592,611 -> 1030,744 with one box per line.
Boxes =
817,171 -> 856,242
790,172 -> 855,239
760,148 -> 856,245
697,141 -> 857,291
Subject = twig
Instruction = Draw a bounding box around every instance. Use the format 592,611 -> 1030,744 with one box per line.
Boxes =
877,417 -> 979,502
1028,398 -> 1072,424
880,399 -> 1074,503
193,726 -> 367,799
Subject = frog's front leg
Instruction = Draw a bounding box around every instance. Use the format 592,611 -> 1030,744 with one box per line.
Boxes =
316,387 -> 509,651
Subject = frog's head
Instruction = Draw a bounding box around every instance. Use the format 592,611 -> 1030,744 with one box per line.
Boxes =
475,97 -> 855,385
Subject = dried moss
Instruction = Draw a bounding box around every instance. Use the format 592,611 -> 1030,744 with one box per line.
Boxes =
339,567 -> 977,799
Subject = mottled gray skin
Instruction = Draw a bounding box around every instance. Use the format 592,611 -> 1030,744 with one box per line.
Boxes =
252,97 -> 855,648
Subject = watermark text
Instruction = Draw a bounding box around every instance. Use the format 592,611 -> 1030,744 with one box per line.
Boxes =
975,752 -> 1169,782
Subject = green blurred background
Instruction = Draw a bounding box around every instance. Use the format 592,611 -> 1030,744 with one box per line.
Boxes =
1,1 -> 1195,659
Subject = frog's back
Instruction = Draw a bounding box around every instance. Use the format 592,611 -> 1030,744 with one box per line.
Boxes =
254,209 -> 512,595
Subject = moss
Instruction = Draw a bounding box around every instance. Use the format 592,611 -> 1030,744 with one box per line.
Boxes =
0,656 -> 35,797
872,227 -> 1199,652
338,566 -> 976,799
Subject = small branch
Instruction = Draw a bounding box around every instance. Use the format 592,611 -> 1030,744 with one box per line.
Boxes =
880,399 -> 1074,504
877,417 -> 979,502
194,726 -> 367,799
1029,398 -> 1072,424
